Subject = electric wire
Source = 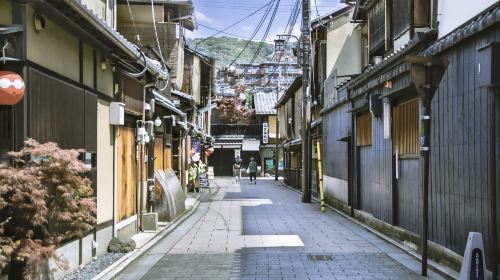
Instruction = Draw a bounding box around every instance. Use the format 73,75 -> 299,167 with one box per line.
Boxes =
236,0 -> 281,79
151,0 -> 169,84
313,0 -> 329,28
196,23 -> 253,40
227,0 -> 276,69
125,0 -> 141,46
151,0 -> 167,69
194,1 -> 273,51
234,0 -> 299,85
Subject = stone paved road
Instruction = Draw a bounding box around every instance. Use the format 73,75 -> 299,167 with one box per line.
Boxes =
115,177 -> 445,280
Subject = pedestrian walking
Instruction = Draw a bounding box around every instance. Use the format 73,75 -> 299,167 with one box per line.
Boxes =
233,158 -> 242,182
248,157 -> 257,184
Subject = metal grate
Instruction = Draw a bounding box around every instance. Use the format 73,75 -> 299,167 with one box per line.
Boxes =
307,254 -> 333,261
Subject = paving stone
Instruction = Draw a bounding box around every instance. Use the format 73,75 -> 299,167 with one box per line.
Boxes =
114,177 -> 445,280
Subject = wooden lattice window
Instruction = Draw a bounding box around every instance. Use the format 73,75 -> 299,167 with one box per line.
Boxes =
392,0 -> 410,38
392,99 -> 419,155
356,112 -> 372,146
368,0 -> 386,54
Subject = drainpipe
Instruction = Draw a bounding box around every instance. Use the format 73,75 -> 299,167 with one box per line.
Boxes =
139,83 -> 156,232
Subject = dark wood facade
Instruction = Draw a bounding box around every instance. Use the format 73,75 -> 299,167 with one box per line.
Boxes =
321,1 -> 500,275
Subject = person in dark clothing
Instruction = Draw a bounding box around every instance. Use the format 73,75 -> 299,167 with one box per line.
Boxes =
248,157 -> 257,184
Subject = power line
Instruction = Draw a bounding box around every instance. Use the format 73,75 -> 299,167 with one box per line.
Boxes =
236,0 -> 281,81
227,0 -> 276,68
196,23 -> 253,40
195,1 -> 273,49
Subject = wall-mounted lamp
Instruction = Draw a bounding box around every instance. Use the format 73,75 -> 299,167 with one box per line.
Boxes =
154,116 -> 162,127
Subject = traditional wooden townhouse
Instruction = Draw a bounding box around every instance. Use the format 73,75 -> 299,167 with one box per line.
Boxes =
114,0 -> 199,236
319,0 -> 499,277
253,91 -> 282,177
275,77 -> 303,190
181,46 -> 216,164
0,0 -> 173,277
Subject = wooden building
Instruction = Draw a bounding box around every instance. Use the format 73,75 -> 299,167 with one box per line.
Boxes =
0,0 -> 202,278
319,0 -> 500,277
276,77 -> 303,190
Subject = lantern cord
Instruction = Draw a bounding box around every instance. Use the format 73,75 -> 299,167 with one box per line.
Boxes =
2,42 -> 9,64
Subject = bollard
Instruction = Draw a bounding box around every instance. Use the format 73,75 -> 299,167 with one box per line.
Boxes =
459,232 -> 487,280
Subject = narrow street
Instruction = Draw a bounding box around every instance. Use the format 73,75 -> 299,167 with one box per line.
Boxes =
115,178 -> 444,280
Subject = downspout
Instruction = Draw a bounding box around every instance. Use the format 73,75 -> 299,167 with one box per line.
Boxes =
139,83 -> 156,232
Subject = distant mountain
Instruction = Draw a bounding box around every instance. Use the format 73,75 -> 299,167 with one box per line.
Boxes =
187,37 -> 274,68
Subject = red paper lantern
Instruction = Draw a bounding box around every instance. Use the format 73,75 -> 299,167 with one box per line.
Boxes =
0,71 -> 25,105
206,147 -> 214,154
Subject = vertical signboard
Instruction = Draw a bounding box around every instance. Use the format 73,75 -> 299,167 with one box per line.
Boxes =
263,122 -> 269,144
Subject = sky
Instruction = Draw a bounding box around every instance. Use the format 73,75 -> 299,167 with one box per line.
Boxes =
185,0 -> 345,42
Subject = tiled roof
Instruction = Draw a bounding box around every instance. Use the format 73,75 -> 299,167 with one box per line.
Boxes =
254,92 -> 282,115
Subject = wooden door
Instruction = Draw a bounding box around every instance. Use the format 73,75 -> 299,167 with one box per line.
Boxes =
117,126 -> 137,222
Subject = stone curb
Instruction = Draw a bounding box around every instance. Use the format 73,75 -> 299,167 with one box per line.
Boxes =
91,199 -> 201,280
276,180 -> 458,280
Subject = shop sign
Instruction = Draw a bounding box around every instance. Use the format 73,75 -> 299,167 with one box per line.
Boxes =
262,122 -> 269,144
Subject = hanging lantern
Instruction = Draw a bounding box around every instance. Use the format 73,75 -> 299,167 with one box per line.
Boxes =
206,147 -> 214,155
0,71 -> 25,105
204,150 -> 210,157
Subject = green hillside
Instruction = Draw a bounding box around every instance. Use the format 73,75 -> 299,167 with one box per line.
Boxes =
187,37 -> 274,68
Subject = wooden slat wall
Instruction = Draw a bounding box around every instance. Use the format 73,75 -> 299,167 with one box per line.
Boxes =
356,103 -> 393,223
392,99 -> 419,155
356,113 -> 372,146
427,26 -> 500,270
370,107 -> 394,224
117,126 -> 137,222
397,158 -> 421,234
29,68 -> 85,149
322,102 -> 351,179
0,106 -> 12,162
359,146 -> 373,213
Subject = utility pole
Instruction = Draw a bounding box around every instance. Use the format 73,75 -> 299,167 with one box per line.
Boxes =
275,66 -> 281,181
301,0 -> 312,203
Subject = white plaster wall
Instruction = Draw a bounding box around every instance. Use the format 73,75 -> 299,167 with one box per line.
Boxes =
323,175 -> 348,204
96,52 -> 114,97
81,234 -> 94,266
26,7 -> 79,82
437,0 -> 497,38
97,101 -> 114,224
326,11 -> 362,77
50,240 -> 80,280
96,226 -> 113,256
0,0 -> 11,25
83,44 -> 94,88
